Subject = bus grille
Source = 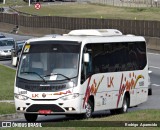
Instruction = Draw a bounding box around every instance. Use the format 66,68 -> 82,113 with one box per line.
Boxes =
26,104 -> 65,112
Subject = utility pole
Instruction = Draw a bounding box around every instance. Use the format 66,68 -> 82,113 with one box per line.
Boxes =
29,0 -> 31,6
3,0 -> 6,4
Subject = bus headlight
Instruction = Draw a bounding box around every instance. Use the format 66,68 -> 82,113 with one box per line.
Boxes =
14,94 -> 29,100
67,81 -> 75,88
60,93 -> 79,101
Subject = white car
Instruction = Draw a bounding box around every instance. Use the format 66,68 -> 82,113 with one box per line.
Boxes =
0,38 -> 15,59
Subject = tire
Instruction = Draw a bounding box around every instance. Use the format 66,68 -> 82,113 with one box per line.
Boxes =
117,95 -> 129,114
24,113 -> 38,122
83,100 -> 93,118
148,88 -> 152,96
67,100 -> 93,119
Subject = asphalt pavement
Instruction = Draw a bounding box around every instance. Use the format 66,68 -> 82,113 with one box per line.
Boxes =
0,32 -> 34,41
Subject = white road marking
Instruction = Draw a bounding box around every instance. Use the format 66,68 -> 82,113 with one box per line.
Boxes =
152,84 -> 160,87
149,66 -> 160,70
148,53 -> 160,56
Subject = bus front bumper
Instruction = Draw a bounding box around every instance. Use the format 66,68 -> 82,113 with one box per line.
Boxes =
14,96 -> 84,115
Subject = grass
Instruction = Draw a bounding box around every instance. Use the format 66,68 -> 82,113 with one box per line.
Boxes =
0,0 -> 27,7
2,110 -> 160,129
0,64 -> 16,100
0,102 -> 15,115
1,1 -> 160,21
12,3 -> 160,21
89,109 -> 160,121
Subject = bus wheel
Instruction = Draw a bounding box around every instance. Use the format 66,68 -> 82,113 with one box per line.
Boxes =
84,100 -> 93,118
117,95 -> 129,114
24,113 -> 38,122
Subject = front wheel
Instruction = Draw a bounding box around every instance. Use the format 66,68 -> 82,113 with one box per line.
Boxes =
67,100 -> 93,119
83,100 -> 93,118
117,95 -> 129,114
24,113 -> 38,122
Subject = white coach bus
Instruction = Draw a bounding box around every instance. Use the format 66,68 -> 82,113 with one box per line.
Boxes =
14,29 -> 148,122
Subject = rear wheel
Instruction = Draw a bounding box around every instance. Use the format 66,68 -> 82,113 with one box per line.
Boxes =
24,113 -> 38,122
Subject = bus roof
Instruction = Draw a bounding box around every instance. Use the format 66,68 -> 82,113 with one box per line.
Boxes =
26,29 -> 145,45
68,29 -> 123,36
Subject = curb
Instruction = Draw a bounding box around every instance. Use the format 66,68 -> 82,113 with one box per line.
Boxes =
0,101 -> 24,120
0,100 -> 14,103
0,64 -> 16,71
0,113 -> 24,121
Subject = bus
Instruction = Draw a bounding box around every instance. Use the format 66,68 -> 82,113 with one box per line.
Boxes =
14,29 -> 148,122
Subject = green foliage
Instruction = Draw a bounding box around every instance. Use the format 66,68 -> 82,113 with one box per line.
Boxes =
14,3 -> 160,21
0,65 -> 16,100
0,0 -> 28,7
0,102 -> 15,115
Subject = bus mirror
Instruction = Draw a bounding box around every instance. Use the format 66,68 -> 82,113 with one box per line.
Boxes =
84,53 -> 89,63
12,57 -> 18,66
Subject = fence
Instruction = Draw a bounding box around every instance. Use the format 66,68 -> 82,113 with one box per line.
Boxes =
83,0 -> 160,7
0,13 -> 160,37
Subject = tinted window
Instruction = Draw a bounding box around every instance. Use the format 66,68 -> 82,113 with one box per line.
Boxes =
84,42 -> 146,74
0,39 -> 14,46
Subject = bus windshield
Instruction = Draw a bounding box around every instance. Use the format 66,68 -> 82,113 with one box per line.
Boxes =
17,41 -> 81,81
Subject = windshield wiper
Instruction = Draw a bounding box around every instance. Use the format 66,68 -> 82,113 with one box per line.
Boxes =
20,71 -> 47,83
44,73 -> 70,81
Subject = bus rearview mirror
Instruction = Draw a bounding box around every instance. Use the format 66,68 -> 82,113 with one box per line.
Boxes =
84,53 -> 89,63
12,57 -> 18,66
